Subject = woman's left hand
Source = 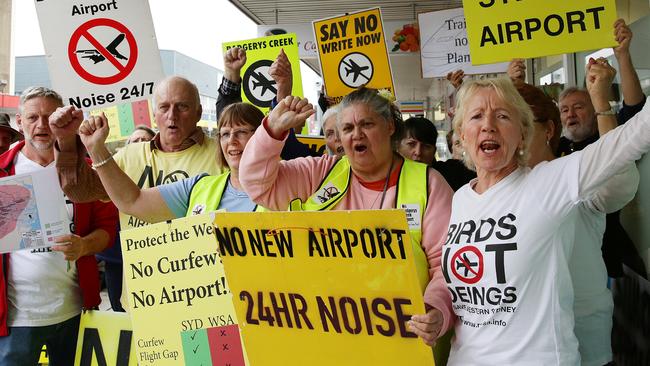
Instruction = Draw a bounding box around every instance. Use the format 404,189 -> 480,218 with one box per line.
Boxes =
267,96 -> 314,139
408,308 -> 444,346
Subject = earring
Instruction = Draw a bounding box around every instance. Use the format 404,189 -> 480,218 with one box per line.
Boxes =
518,149 -> 524,156
546,140 -> 550,146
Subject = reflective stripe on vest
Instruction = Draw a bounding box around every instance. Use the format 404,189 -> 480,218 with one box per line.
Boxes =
187,172 -> 264,215
289,157 -> 430,291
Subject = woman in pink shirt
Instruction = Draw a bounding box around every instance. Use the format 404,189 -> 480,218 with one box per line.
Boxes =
239,88 -> 455,348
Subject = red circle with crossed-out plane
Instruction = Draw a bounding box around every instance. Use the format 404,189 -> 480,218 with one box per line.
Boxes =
451,246 -> 484,284
68,18 -> 138,85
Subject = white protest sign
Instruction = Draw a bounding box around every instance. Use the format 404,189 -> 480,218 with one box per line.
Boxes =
35,0 -> 164,109
418,8 -> 508,78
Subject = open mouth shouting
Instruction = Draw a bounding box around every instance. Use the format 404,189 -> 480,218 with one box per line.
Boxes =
479,140 -> 500,155
353,143 -> 368,153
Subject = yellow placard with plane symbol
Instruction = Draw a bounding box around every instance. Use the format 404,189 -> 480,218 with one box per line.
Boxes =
222,34 -> 303,113
313,8 -> 395,103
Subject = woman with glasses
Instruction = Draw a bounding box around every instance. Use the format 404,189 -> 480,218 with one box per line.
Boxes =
75,102 -> 266,221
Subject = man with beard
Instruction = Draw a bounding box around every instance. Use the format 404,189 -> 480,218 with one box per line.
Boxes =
0,87 -> 117,365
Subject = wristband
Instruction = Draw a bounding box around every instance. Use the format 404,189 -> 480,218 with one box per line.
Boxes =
91,155 -> 113,169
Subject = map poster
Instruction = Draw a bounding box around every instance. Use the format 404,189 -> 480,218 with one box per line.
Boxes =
0,167 -> 70,253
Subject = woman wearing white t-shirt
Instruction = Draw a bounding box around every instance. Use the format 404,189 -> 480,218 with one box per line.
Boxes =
432,74 -> 649,365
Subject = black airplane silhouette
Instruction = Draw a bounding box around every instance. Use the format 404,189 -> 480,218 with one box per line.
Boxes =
75,33 -> 128,64
342,59 -> 370,83
251,71 -> 277,97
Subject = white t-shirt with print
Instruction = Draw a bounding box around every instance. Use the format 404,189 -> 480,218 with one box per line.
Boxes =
7,152 -> 81,327
444,154 -> 582,366
443,100 -> 650,365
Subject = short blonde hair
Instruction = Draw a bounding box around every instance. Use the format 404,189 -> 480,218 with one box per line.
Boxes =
452,77 -> 534,170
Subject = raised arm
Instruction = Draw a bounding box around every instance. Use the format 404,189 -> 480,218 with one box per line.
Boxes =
239,96 -> 323,209
587,58 -> 618,135
50,106 -> 110,202
578,68 -> 650,199
77,113 -> 174,223
587,163 -> 639,214
269,49 -> 293,101
446,69 -> 465,90
216,47 -> 246,119
613,19 -> 645,107
507,59 -> 526,87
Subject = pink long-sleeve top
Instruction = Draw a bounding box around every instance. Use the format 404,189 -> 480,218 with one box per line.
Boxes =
240,120 -> 456,335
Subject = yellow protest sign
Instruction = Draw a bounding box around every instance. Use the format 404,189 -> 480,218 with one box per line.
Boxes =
120,214 -> 247,366
216,210 -> 434,366
313,8 -> 395,102
74,311 -> 136,366
296,135 -> 326,156
222,34 -> 303,113
462,0 -> 618,65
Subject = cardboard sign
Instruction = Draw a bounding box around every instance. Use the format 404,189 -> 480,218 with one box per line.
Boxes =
216,210 -> 434,366
120,214 -> 247,365
313,8 -> 395,102
462,0 -> 618,65
222,34 -> 303,113
74,311 -> 137,366
418,8 -> 508,77
35,0 -> 164,109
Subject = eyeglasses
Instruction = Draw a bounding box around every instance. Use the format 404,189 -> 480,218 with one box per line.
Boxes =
219,128 -> 255,141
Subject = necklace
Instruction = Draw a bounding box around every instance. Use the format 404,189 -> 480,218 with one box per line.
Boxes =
369,157 -> 394,209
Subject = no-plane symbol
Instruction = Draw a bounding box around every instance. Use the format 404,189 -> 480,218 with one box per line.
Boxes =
243,59 -> 277,107
75,33 -> 127,64
338,52 -> 373,88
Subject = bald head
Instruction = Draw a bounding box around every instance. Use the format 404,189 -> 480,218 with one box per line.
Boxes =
152,76 -> 203,152
154,76 -> 201,109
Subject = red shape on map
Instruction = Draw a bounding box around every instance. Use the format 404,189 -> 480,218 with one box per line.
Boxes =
131,99 -> 152,127
207,324 -> 245,366
0,185 -> 31,240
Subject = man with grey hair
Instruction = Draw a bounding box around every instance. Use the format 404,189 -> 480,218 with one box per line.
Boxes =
557,19 -> 646,156
49,76 -> 224,311
0,87 -> 117,365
